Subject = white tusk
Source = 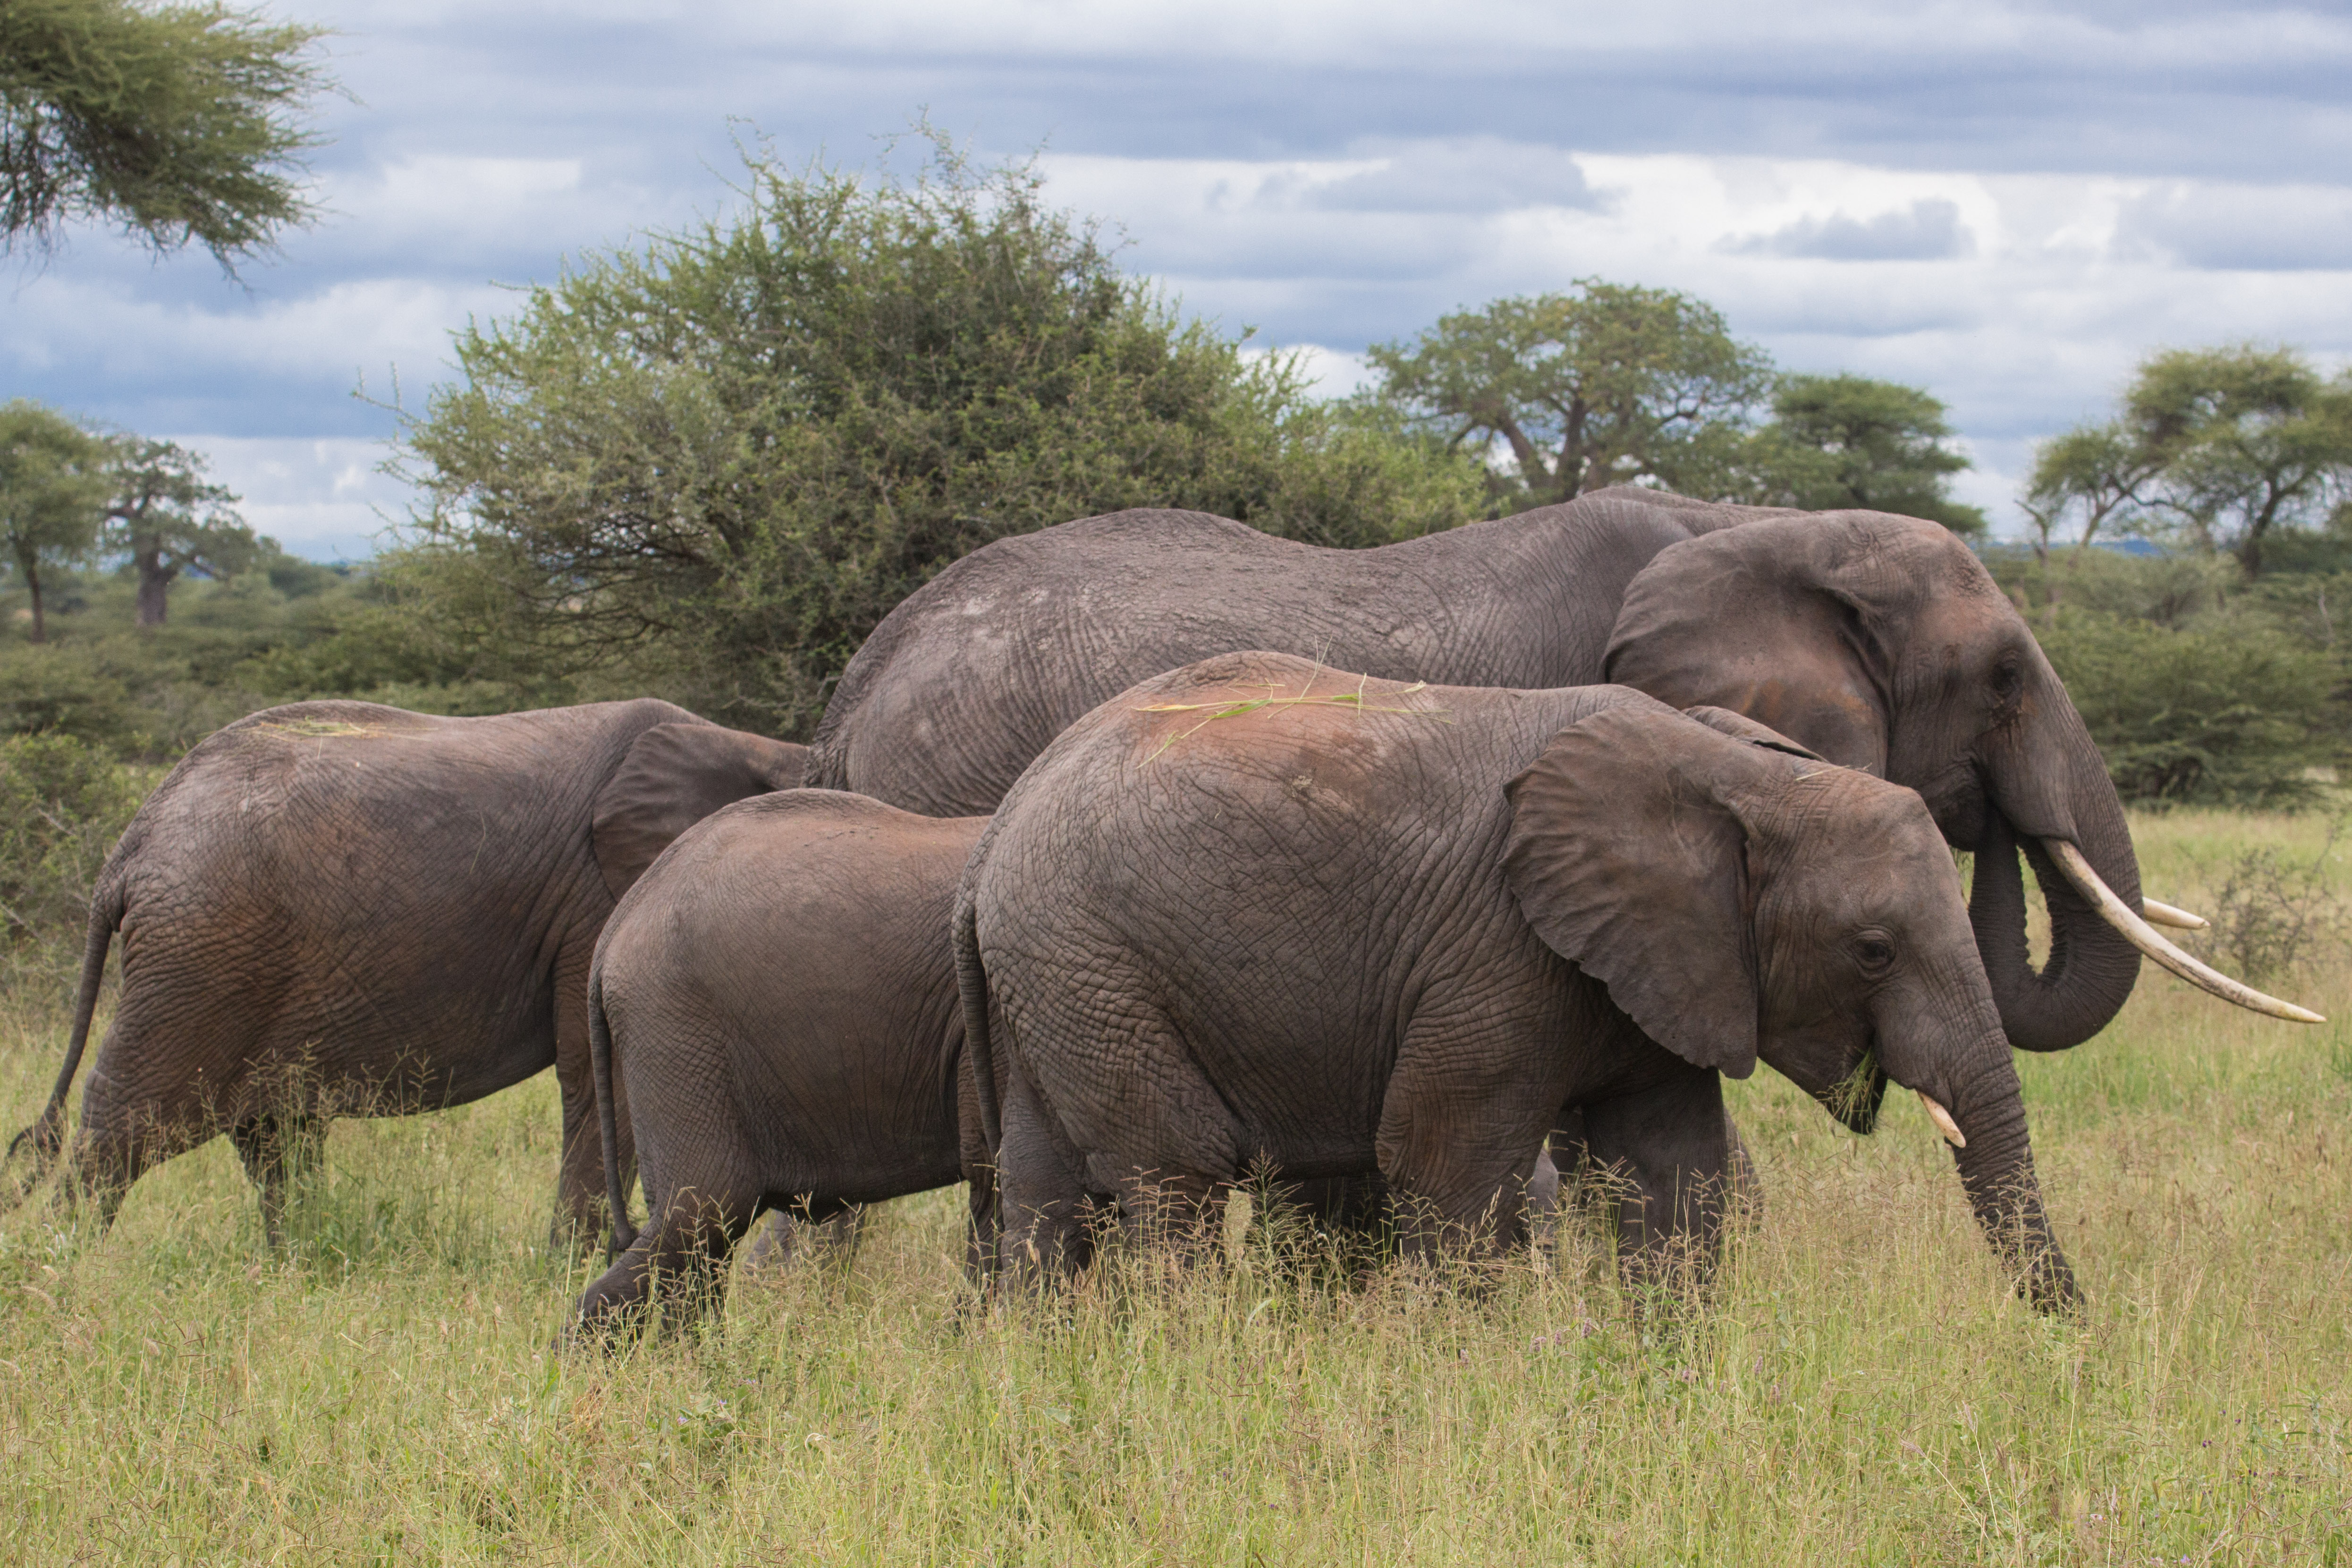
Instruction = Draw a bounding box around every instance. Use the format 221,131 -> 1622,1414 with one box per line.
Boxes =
1918,1093 -> 1966,1148
2043,839 -> 2325,1024
2142,898 -> 2208,931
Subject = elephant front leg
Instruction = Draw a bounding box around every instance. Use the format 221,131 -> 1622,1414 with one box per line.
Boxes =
1375,1086 -> 1553,1267
231,1112 -> 324,1250
1580,1062 -> 1732,1297
737,1207 -> 868,1277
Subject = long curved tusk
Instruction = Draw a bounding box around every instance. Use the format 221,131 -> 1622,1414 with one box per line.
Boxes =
1918,1092 -> 1966,1149
2043,839 -> 2326,1024
2143,898 -> 2208,931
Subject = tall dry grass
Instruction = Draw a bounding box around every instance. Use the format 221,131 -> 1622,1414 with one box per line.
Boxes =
0,810 -> 2349,1564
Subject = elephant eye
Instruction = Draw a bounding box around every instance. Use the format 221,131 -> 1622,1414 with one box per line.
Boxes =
1854,934 -> 1896,974
1989,656 -> 2025,708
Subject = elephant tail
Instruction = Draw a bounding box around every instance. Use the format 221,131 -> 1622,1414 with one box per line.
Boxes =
589,963 -> 638,1260
3,879 -> 124,1207
952,872 -> 1002,1152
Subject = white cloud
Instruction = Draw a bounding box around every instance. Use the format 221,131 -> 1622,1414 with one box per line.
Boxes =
176,437 -> 416,562
1038,147 -> 2352,533
14,0 -> 2352,556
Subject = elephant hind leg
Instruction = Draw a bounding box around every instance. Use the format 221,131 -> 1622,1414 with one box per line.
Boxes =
231,1112 -> 324,1250
993,1064 -> 1102,1288
553,936 -> 625,1255
52,1108 -> 210,1235
568,1182 -> 760,1346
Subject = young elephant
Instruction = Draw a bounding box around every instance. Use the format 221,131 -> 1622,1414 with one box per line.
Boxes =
571,790 -> 988,1337
1,699 -> 807,1244
956,652 -> 2079,1308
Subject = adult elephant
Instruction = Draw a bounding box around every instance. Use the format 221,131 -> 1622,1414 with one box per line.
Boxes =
812,486 -> 2314,1046
0,699 -> 808,1244
957,654 -> 2079,1307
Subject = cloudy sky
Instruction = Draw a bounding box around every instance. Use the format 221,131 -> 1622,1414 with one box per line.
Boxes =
6,0 -> 2350,558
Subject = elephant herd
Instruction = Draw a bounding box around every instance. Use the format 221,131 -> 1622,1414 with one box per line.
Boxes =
0,486 -> 2320,1334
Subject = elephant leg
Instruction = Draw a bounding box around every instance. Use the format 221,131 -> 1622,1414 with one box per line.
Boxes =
570,1180 -> 759,1345
231,1111 -> 324,1250
1725,1116 -> 1763,1221
1114,1166 -> 1233,1262
736,1211 -> 797,1276
53,1107 -> 209,1235
993,1063 -> 1098,1287
1525,1141 -> 1565,1254
552,937 -> 624,1253
1579,1063 -> 1731,1295
1375,1039 -> 1555,1267
958,1054 -> 1000,1286
737,1207 -> 868,1278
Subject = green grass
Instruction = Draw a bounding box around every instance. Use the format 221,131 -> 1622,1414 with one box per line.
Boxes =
3,811 -> 2351,1564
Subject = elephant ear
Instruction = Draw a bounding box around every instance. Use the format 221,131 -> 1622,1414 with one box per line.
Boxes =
1502,705 -> 1760,1078
591,724 -> 809,898
1604,513 -> 1939,773
1681,705 -> 1827,763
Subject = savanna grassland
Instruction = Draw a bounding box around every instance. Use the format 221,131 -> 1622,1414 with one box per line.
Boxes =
0,811 -> 2349,1566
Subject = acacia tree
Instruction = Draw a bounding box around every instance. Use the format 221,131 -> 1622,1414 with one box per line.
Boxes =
2025,345 -> 2352,575
2020,422 -> 2170,567
391,133 -> 1484,733
0,400 -> 105,642
0,0 -> 330,270
1736,373 -> 1986,536
1364,282 -> 1774,505
102,436 -> 254,625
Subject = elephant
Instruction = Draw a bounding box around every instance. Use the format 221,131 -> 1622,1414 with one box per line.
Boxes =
570,789 -> 988,1337
814,486 -> 2312,1051
0,698 -> 808,1245
954,652 -> 2081,1309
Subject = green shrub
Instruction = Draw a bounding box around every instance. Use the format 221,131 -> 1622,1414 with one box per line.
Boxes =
0,733 -> 152,969
2038,607 -> 2343,805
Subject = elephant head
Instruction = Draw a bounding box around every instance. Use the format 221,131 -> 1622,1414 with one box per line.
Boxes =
1604,509 -> 2318,1050
1502,703 -> 2078,1308
590,722 -> 808,898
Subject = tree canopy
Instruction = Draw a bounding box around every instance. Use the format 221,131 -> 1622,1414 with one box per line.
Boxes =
1364,282 -> 1774,506
388,135 -> 1487,734
0,400 -> 107,643
1732,373 -> 1987,536
0,0 -> 330,270
2024,345 -> 2352,575
102,436 -> 254,625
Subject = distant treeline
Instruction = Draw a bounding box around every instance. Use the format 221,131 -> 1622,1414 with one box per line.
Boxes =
5,134 -> 2351,813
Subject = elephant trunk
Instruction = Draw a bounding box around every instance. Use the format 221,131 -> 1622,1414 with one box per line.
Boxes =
1971,687 -> 2145,1051
1970,811 -> 2143,1052
1942,1045 -> 2080,1312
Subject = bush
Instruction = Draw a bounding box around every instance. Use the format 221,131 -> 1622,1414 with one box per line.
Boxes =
388,132 -> 1490,736
0,733 -> 152,974
2036,607 -> 2343,805
2189,836 -> 2349,985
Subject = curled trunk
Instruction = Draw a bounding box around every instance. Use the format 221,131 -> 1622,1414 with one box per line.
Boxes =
1970,811 -> 2143,1053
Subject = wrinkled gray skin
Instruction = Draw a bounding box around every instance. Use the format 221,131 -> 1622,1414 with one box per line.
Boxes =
571,791 -> 986,1337
0,700 -> 807,1245
814,486 -> 2142,1057
956,653 -> 2077,1310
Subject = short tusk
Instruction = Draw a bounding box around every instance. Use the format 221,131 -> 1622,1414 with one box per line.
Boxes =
2043,839 -> 2325,1024
2142,897 -> 2208,931
1918,1092 -> 1966,1149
